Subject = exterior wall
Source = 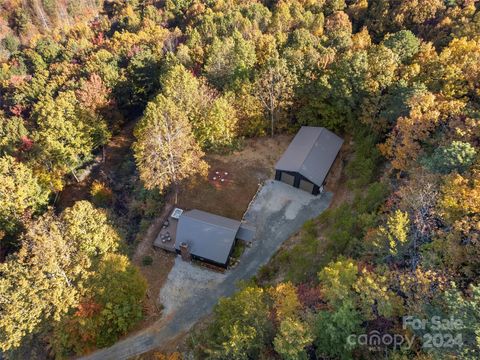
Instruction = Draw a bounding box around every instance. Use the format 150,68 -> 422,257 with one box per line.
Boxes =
175,248 -> 231,268
275,170 -> 320,195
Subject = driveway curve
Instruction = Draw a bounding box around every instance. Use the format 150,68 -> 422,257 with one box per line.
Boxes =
79,180 -> 332,360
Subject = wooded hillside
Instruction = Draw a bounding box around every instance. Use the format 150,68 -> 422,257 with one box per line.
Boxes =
0,0 -> 479,359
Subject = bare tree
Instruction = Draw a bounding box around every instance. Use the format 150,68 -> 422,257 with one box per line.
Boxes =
398,170 -> 440,270
255,57 -> 294,136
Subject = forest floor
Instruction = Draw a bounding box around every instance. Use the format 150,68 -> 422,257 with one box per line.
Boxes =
56,121 -> 137,211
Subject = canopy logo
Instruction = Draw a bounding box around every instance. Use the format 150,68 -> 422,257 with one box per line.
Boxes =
346,330 -> 414,351
347,316 -> 465,351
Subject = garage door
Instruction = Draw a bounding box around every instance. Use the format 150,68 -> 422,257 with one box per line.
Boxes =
299,179 -> 314,193
280,172 -> 295,186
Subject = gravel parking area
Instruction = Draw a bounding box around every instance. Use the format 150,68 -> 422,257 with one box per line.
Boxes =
80,180 -> 332,360
158,258 -> 225,317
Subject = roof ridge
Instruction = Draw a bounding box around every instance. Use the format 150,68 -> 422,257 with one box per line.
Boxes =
185,210 -> 241,231
300,127 -> 324,169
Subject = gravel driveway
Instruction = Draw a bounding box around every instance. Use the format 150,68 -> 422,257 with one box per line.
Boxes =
80,180 -> 332,360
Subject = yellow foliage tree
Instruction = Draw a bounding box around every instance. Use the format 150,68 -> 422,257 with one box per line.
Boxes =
133,94 -> 208,202
378,210 -> 410,255
269,282 -> 301,320
379,93 -> 465,170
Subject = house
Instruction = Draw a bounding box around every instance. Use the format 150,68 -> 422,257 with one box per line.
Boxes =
174,209 -> 255,268
275,126 -> 343,194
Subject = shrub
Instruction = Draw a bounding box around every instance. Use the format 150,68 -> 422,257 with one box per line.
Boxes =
142,255 -> 153,266
345,131 -> 382,189
90,180 -> 113,207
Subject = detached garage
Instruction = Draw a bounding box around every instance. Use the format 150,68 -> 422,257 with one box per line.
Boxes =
275,126 -> 343,195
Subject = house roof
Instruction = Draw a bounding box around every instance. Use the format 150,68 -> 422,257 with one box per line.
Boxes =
275,126 -> 343,186
175,209 -> 241,265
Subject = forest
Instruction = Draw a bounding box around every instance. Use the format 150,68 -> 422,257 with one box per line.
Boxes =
0,0 -> 479,359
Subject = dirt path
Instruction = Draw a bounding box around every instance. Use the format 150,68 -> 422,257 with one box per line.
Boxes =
56,121 -> 136,211
130,200 -> 175,327
79,181 -> 333,360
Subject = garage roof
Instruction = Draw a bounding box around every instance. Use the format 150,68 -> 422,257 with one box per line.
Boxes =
175,209 -> 241,265
275,127 -> 343,186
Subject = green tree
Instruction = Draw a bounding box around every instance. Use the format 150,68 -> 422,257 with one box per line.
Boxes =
314,300 -> 361,360
353,268 -> 404,320
33,91 -> 109,185
0,201 -> 119,352
84,49 -> 120,89
365,44 -> 399,93
324,0 -> 346,15
422,283 -> 480,359
382,30 -> 420,63
119,47 -> 161,111
204,31 -> 256,89
53,254 -> 147,355
298,50 -> 368,130
318,258 -> 358,304
0,114 -> 28,155
34,37 -> 62,64
422,141 -> 477,174
444,284 -> 480,359
225,82 -> 266,137
1,34 -> 20,54
200,96 -> 238,149
133,94 -> 208,202
202,284 -> 271,360
61,201 -> 120,256
323,11 -> 352,50
160,64 -> 238,149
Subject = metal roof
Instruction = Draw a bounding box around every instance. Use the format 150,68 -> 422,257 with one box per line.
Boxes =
236,223 -> 256,242
275,127 -> 343,186
175,209 -> 241,265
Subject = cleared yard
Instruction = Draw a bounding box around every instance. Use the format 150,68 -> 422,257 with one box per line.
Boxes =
177,135 -> 293,219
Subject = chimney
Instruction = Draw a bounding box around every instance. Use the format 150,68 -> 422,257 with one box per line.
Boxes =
179,242 -> 191,262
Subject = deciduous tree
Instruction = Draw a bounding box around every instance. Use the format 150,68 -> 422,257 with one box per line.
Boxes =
0,155 -> 48,236
422,141 -> 477,174
133,94 -> 208,202
160,64 -> 238,149
274,317 -> 313,360
53,254 -> 147,355
0,201 -> 120,351
377,210 -> 410,256
203,284 -> 271,360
